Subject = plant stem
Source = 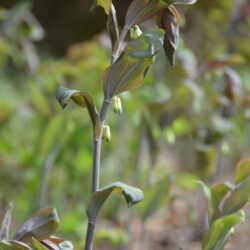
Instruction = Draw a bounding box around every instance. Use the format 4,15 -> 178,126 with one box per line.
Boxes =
84,100 -> 110,250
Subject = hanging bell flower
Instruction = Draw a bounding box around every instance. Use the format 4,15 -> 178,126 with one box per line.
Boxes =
102,124 -> 111,142
113,96 -> 123,114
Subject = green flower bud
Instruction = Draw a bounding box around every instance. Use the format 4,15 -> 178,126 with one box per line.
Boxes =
130,25 -> 142,40
113,96 -> 123,114
102,124 -> 111,142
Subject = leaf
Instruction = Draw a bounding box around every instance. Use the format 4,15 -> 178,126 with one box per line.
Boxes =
125,0 -> 197,29
90,0 -> 112,15
32,238 -> 48,250
0,203 -> 13,240
158,6 -> 179,66
202,213 -> 244,250
56,86 -> 101,137
125,0 -> 172,28
235,159 -> 250,184
86,182 -> 144,221
103,29 -> 164,101
13,208 -> 60,243
138,176 -> 172,220
107,4 -> 119,51
210,182 -> 232,221
58,241 -> 74,250
0,240 -> 32,250
222,176 -> 250,215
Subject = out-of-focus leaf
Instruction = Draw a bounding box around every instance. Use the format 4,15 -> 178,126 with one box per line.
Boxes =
56,86 -> 101,137
107,4 -> 119,51
202,213 -> 244,250
210,182 -> 232,220
13,208 -> 60,243
196,180 -> 213,219
91,0 -> 112,14
0,240 -> 32,250
223,67 -> 242,100
235,159 -> 250,184
103,29 -> 164,101
138,176 -> 172,220
32,238 -> 48,250
222,176 -> 250,215
174,0 -> 198,4
86,182 -> 144,221
158,6 -> 179,66
0,203 -> 13,240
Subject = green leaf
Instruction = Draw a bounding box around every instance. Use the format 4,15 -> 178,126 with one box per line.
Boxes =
137,176 -> 172,220
56,86 -> 101,137
86,182 -> 144,221
103,29 -> 164,101
0,203 -> 13,240
235,159 -> 250,184
210,182 -> 232,220
202,213 -> 244,250
222,176 -> 250,215
13,208 -> 60,243
32,238 -> 48,250
0,240 -> 32,250
91,0 -> 112,15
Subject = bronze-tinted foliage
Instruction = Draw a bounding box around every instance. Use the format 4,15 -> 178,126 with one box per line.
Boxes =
158,6 -> 180,66
103,29 -> 164,101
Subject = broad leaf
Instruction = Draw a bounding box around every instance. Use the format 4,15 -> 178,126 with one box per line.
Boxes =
107,4 -> 119,51
0,203 -> 13,240
86,182 -> 144,221
222,176 -> 250,215
235,159 -> 250,184
56,86 -> 101,137
125,0 -> 197,29
125,0 -> 172,28
13,208 -> 60,243
103,29 -> 164,101
0,240 -> 32,250
202,213 -> 244,250
90,0 -> 112,15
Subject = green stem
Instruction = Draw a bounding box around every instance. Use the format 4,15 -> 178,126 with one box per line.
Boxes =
84,100 -> 110,250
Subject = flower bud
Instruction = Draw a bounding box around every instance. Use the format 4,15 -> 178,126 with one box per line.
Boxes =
102,124 -> 111,142
130,25 -> 142,40
113,96 -> 123,114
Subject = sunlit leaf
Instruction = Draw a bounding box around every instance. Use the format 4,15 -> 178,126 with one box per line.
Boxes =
13,208 -> 60,243
56,86 -> 101,137
0,203 -> 13,240
222,176 -> 250,216
202,213 -> 244,250
107,4 -> 119,51
0,240 -> 32,250
86,182 -> 144,221
90,0 -> 112,15
103,29 -> 164,101
235,159 -> 250,184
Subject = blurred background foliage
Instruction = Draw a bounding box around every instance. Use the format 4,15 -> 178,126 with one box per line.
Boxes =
0,0 -> 250,249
